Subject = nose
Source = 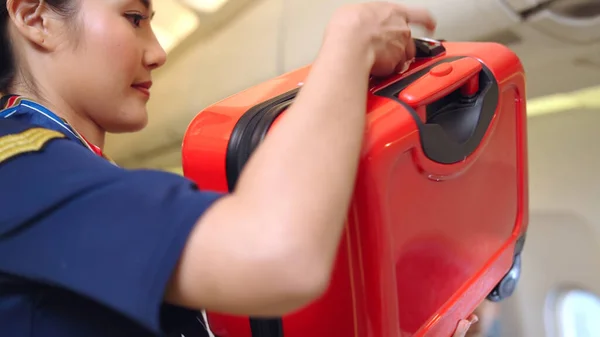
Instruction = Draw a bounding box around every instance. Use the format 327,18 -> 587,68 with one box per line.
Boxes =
144,35 -> 167,70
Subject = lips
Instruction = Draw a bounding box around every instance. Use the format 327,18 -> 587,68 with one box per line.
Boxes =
132,81 -> 152,97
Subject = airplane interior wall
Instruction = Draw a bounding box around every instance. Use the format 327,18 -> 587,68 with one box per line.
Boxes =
108,0 -> 520,167
499,109 -> 600,337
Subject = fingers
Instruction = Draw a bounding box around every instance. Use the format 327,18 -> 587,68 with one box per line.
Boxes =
404,34 -> 417,61
393,58 -> 414,74
394,5 -> 435,69
392,30 -> 415,74
452,315 -> 479,337
403,6 -> 437,32
328,2 -> 437,77
452,320 -> 472,337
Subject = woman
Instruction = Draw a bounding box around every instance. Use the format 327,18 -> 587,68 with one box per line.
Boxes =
0,0 -> 477,336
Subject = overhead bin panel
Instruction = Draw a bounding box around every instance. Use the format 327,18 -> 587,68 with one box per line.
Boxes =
523,0 -> 600,44
502,0 -> 549,12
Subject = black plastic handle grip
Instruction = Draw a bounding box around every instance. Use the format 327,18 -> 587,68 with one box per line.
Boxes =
413,37 -> 446,58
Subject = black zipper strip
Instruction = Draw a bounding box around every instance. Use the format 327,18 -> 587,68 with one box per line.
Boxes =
225,88 -> 299,191
249,318 -> 283,337
223,88 -> 299,337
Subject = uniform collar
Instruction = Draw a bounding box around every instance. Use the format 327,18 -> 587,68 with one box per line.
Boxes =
0,94 -> 113,162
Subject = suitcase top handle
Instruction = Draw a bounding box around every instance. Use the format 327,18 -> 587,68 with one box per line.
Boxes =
225,56 -> 500,191
398,58 -> 483,106
375,55 -> 500,165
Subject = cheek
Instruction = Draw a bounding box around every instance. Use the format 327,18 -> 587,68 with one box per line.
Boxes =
70,19 -> 149,131
82,19 -> 140,80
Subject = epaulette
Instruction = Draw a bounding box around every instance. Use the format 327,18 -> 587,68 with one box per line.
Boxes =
0,119 -> 66,165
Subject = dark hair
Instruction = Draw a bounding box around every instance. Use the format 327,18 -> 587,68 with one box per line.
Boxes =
0,0 -> 77,93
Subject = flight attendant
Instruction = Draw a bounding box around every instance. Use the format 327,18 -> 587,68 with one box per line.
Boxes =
0,0 -> 477,336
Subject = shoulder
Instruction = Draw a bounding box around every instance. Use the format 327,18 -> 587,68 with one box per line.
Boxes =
0,116 -> 223,236
0,117 -> 67,138
0,117 -> 222,229
0,118 -> 71,167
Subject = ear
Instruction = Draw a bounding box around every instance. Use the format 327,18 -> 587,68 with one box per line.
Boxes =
6,0 -> 62,50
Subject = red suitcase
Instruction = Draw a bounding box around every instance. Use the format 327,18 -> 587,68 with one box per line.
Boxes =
181,38 -> 529,337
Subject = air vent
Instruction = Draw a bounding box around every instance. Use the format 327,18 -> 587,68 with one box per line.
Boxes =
548,0 -> 600,19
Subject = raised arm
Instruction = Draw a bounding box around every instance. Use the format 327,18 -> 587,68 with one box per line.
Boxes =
167,2 -> 437,316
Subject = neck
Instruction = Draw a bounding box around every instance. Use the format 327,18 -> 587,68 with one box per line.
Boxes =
55,105 -> 106,149
10,88 -> 106,149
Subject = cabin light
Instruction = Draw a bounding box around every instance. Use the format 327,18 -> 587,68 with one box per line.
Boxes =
151,0 -> 200,54
527,84 -> 600,117
179,0 -> 230,13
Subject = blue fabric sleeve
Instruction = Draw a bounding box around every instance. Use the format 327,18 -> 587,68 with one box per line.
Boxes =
0,120 -> 223,334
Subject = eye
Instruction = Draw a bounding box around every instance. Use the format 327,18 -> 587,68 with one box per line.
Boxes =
125,13 -> 148,28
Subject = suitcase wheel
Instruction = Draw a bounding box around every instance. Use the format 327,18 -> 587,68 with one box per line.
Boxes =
486,253 -> 521,302
486,235 -> 526,302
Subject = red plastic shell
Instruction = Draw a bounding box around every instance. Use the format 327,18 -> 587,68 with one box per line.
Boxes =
182,41 -> 528,337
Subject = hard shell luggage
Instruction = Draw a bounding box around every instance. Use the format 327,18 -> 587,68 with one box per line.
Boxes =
181,38 -> 529,337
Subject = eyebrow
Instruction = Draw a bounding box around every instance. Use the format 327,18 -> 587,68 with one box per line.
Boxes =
139,0 -> 156,19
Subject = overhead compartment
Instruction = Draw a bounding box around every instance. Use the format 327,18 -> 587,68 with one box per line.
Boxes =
487,0 -> 600,97
503,0 -> 540,12
505,0 -> 600,44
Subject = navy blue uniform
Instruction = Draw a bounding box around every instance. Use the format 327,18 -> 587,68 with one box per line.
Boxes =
0,96 -> 221,336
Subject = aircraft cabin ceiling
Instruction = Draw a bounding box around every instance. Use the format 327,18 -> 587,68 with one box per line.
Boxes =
104,0 -> 600,169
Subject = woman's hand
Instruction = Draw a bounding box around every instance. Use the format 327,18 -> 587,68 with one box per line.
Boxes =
453,314 -> 479,337
324,1 -> 437,77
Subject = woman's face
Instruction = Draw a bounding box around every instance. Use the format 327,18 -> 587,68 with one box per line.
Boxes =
33,0 -> 167,133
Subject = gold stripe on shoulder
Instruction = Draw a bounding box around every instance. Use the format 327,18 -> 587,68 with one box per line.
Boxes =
0,128 -> 66,164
